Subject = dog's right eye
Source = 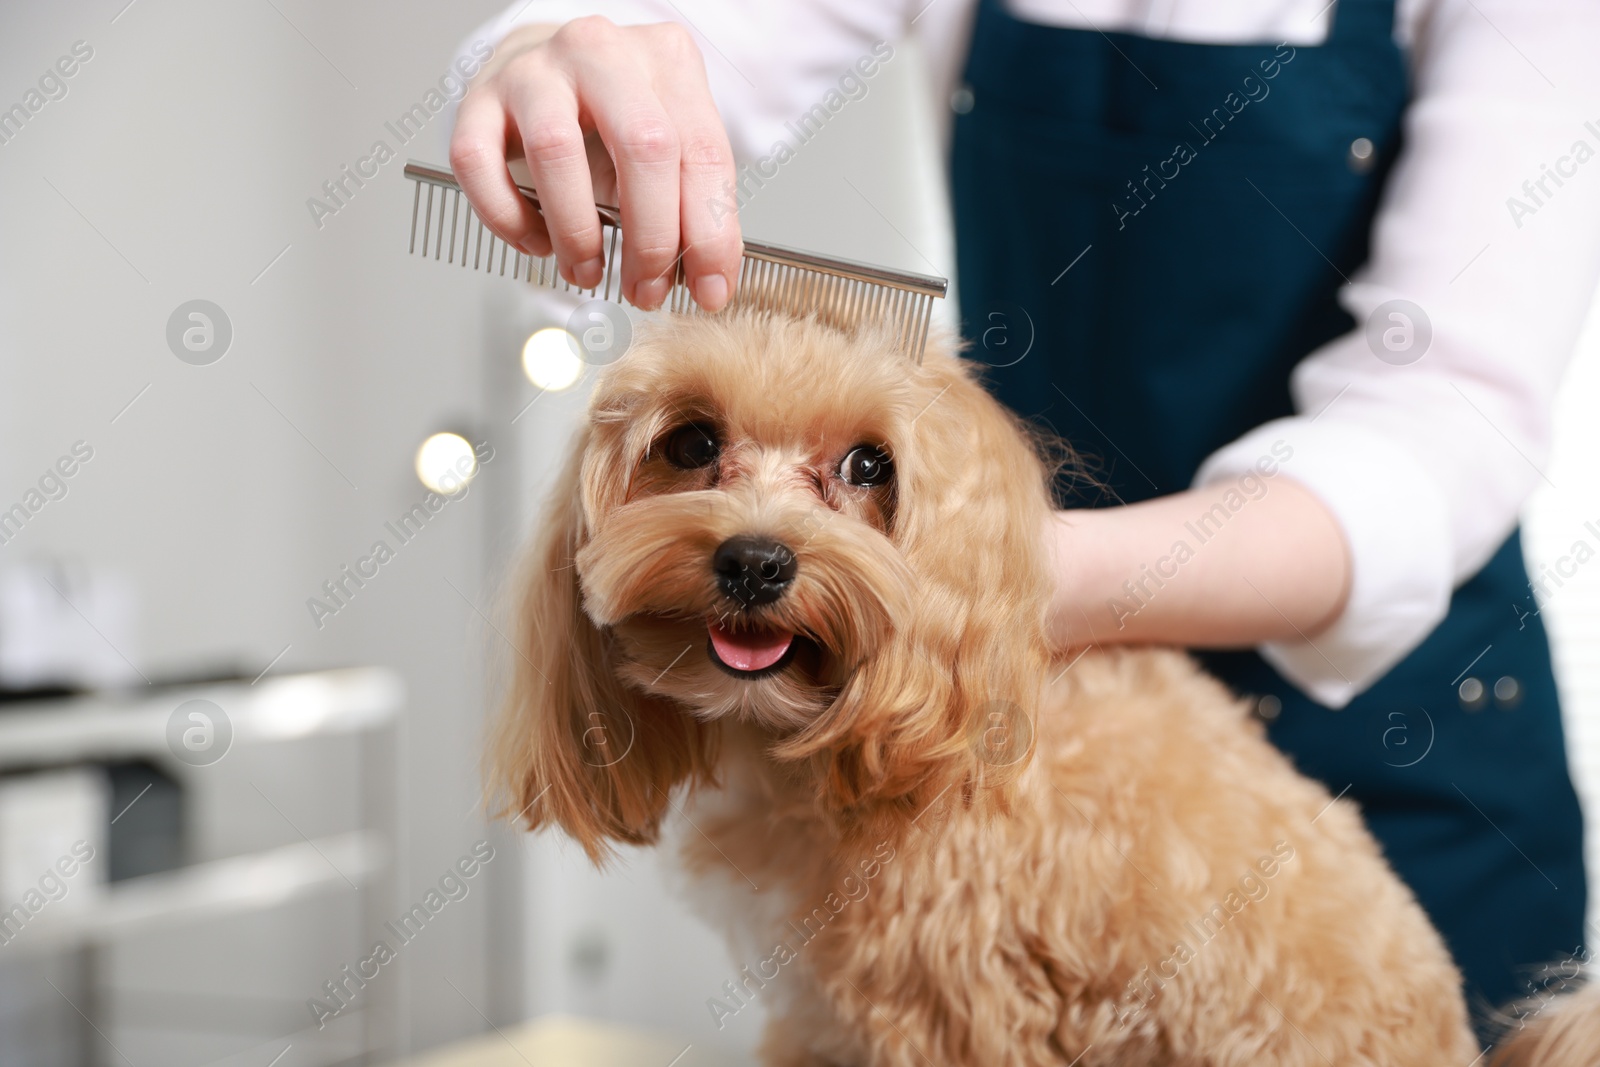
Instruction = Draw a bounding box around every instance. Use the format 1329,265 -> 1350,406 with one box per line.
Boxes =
661,423 -> 720,469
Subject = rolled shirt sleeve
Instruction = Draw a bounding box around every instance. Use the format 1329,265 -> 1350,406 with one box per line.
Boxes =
1197,0 -> 1600,706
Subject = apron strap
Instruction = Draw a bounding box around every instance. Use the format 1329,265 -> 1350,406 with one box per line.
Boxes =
1327,0 -> 1399,46
969,0 -> 1398,48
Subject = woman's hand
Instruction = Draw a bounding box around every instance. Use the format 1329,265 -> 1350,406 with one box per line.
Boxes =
449,17 -> 742,311
1044,475 -> 1351,651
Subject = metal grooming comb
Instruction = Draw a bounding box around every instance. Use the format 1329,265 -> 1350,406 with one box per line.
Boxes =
403,160 -> 948,362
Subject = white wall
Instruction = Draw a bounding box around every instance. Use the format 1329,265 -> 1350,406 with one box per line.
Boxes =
0,0 -> 511,1059
1525,310 -> 1600,936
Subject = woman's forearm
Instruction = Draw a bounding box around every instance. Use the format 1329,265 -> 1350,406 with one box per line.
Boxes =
1046,475 -> 1351,650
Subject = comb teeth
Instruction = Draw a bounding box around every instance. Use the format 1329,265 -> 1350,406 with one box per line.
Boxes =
407,171 -> 625,299
403,161 -> 946,363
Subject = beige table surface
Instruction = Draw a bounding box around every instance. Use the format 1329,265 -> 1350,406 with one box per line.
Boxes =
389,1015 -> 737,1067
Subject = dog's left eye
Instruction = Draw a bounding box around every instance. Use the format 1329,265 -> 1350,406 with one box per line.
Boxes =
661,423 -> 721,469
840,445 -> 893,487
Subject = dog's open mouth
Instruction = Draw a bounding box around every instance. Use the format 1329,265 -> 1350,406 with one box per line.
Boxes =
707,620 -> 796,678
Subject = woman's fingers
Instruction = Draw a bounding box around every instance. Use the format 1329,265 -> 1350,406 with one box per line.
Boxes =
453,16 -> 741,309
676,128 -> 741,311
449,91 -> 547,256
652,28 -> 740,311
578,70 -> 683,308
515,75 -> 606,289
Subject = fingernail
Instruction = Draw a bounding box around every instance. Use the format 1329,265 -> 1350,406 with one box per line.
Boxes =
575,256 -> 605,289
636,276 -> 670,309
696,274 -> 728,311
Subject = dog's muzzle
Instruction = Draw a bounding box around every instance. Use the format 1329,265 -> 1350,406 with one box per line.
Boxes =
713,535 -> 797,607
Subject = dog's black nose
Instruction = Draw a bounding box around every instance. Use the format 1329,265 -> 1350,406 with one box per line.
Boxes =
713,536 -> 797,606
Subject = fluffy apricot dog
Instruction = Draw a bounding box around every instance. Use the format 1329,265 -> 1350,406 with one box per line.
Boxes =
492,308 -> 1597,1065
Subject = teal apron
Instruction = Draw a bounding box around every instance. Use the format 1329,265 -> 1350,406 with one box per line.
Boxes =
951,0 -> 1586,1025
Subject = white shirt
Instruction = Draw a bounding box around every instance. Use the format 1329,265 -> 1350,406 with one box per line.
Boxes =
467,0 -> 1600,707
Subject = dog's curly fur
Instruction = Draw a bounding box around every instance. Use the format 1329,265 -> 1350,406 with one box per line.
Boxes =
492,309 -> 1594,1065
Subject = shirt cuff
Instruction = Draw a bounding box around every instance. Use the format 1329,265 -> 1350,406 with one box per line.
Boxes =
1194,417 -> 1453,708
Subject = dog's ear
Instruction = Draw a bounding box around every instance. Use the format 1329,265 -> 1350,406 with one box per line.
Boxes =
776,344 -> 1056,838
490,432 -> 712,863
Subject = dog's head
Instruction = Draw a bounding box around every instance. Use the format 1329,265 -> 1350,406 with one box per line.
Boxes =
494,310 -> 1057,858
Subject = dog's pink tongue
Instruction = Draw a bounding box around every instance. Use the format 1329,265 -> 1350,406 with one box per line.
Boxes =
709,623 -> 793,672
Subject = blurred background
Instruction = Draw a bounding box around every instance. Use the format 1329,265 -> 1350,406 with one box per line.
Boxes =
0,2 -> 1595,1065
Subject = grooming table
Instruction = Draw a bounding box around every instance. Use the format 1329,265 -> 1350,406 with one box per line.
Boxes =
389,1015 -> 733,1067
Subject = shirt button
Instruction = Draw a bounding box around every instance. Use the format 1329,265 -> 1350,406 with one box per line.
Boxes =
1459,677 -> 1488,711
951,86 -> 976,114
1255,694 -> 1282,721
1348,137 -> 1376,173
1494,676 -> 1522,709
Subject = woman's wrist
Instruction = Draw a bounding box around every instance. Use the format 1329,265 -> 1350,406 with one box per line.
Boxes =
1042,508 -> 1114,650
1043,475 -> 1351,652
